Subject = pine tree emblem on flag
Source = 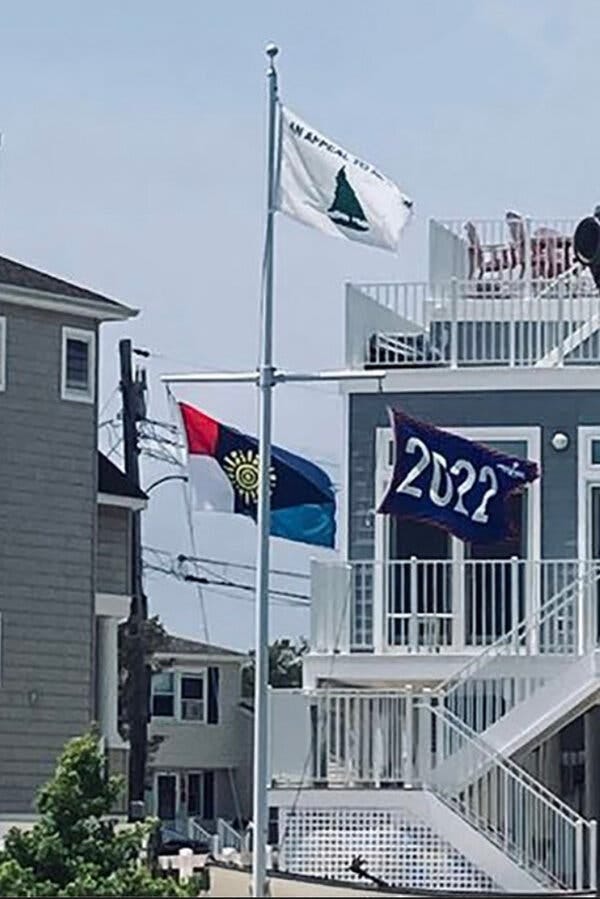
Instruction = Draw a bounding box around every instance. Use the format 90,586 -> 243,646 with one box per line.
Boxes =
277,106 -> 412,252
328,167 -> 369,232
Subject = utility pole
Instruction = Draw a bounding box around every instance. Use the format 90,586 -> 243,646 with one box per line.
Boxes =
119,338 -> 148,815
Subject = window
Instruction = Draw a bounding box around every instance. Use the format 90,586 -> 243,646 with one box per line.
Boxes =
152,672 -> 175,717
0,317 -> 5,392
591,439 -> 600,466
187,773 -> 203,816
150,668 -> 216,723
61,327 -> 95,402
181,674 -> 205,722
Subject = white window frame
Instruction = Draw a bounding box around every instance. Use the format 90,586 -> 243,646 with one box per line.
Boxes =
61,326 -> 95,403
0,317 -> 6,392
151,669 -> 207,724
151,671 -> 176,719
178,670 -> 207,724
152,769 -> 206,820
185,770 -> 205,817
577,427 -> 600,563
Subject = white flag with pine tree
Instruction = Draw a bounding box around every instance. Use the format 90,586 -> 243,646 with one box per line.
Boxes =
276,106 -> 413,253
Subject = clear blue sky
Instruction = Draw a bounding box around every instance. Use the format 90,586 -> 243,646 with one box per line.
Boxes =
0,0 -> 596,648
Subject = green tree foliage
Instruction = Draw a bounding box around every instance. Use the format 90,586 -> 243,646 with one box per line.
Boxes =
0,731 -> 198,897
242,637 -> 308,698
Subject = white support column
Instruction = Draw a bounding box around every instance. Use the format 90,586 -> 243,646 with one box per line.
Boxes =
97,615 -> 126,747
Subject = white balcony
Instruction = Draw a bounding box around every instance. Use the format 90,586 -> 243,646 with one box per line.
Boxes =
311,558 -> 598,656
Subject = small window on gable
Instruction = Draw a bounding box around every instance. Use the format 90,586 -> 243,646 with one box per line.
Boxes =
61,327 -> 95,403
0,318 -> 5,392
591,439 -> 600,466
152,671 -> 175,717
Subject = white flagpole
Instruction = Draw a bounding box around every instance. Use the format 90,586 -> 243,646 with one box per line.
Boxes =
252,42 -> 279,898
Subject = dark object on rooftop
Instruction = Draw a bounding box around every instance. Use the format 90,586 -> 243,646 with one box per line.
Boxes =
574,213 -> 600,291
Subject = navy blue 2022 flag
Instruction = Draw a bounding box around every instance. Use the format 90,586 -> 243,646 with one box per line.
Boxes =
378,409 -> 539,544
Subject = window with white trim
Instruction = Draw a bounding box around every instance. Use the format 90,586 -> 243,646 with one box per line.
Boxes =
180,673 -> 205,722
150,669 -> 209,723
0,317 -> 6,392
61,327 -> 95,402
151,672 -> 175,717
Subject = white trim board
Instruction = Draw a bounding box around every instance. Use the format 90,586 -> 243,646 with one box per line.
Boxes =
341,366 -> 600,394
95,593 -> 131,618
97,492 -> 147,511
577,426 -> 600,564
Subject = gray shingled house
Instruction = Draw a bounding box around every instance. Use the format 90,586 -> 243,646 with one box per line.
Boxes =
0,253 -> 143,826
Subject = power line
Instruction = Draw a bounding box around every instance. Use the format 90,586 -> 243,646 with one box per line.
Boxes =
142,546 -> 310,607
176,552 -> 309,581
183,572 -> 310,605
144,564 -> 309,608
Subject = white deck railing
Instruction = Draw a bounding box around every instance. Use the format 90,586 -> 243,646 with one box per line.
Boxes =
346,558 -> 590,654
312,689 -> 430,787
354,277 -> 600,369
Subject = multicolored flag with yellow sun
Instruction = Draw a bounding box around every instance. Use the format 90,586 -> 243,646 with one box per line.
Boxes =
178,402 -> 336,548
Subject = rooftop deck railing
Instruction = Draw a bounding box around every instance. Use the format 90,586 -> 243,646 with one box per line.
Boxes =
430,216 -> 582,284
352,277 -> 600,368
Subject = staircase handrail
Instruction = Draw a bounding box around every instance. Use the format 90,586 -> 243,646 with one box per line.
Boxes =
188,817 -> 213,844
217,817 -> 243,853
437,561 -> 600,700
425,704 -> 596,890
426,704 -> 585,824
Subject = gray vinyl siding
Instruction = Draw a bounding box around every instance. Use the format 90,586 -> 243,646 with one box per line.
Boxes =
349,389 -> 600,563
97,505 -> 131,595
0,301 -> 98,812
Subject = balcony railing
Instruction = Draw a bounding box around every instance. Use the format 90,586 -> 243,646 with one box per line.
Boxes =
312,688 -> 432,788
310,558 -> 597,654
352,277 -> 600,369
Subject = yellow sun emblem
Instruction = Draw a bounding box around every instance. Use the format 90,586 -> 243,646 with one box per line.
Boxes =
222,448 -> 276,505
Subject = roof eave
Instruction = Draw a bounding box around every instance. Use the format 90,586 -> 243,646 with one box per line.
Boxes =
154,651 -> 246,663
0,284 -> 138,322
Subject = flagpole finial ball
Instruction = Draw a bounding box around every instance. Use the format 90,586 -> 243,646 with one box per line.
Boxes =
265,43 -> 279,60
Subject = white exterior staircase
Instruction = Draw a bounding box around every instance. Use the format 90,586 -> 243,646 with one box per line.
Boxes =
423,562 -> 600,890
